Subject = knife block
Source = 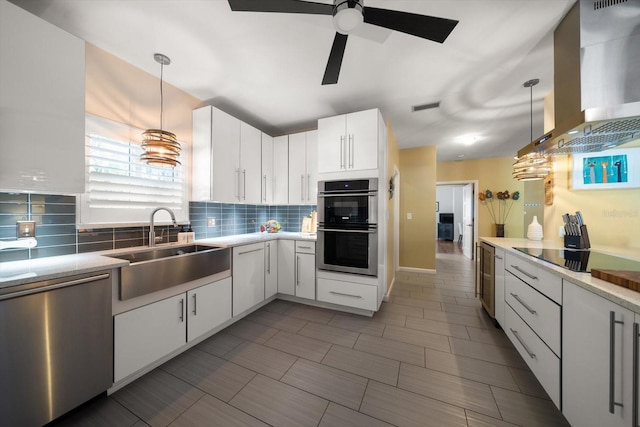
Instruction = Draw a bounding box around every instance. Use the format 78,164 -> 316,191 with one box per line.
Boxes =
564,224 -> 591,249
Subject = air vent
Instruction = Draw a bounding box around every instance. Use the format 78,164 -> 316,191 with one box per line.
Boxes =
411,102 -> 440,112
593,0 -> 628,10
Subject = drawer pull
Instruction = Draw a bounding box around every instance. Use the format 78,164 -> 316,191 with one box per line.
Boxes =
510,328 -> 536,359
238,247 -> 264,255
511,265 -> 538,280
510,293 -> 537,315
329,291 -> 362,299
298,246 -> 312,250
495,254 -> 503,260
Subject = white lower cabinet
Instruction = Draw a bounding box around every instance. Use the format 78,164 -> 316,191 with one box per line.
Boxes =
295,241 -> 316,300
114,293 -> 186,383
233,242 -> 265,316
563,280 -> 636,427
494,248 -> 505,326
317,271 -> 378,311
187,277 -> 232,342
265,241 -> 278,298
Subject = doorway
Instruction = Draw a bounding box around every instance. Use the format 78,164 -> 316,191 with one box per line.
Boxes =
436,180 -> 478,260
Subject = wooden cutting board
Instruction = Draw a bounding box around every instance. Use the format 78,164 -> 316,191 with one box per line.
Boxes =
591,269 -> 640,292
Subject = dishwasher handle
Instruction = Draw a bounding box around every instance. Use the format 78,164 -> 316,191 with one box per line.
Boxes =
0,273 -> 110,301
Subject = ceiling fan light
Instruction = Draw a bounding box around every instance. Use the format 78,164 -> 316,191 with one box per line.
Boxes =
333,0 -> 363,34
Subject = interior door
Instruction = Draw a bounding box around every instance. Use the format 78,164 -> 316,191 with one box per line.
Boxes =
462,183 -> 474,259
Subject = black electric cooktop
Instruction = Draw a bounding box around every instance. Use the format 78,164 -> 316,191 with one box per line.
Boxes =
513,247 -> 640,273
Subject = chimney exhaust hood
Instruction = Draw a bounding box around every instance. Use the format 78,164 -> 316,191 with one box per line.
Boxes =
518,0 -> 640,158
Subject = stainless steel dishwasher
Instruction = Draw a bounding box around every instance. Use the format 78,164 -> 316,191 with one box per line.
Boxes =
0,271 -> 113,427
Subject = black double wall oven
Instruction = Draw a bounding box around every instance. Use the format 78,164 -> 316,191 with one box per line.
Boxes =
317,178 -> 378,276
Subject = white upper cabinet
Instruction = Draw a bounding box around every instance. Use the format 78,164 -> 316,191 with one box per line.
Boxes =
272,135 -> 289,204
317,109 -> 381,174
192,106 -> 261,203
261,133 -> 274,204
288,130 -> 318,204
0,0 -> 85,194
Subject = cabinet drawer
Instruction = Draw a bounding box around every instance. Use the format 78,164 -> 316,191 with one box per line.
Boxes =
505,305 -> 560,408
505,271 -> 561,356
505,252 -> 562,304
295,241 -> 315,254
317,278 -> 377,311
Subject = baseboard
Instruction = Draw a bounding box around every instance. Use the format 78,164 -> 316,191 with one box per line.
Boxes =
383,276 -> 395,301
398,266 -> 437,274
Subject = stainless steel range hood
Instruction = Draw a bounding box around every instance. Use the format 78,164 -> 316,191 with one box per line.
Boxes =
518,0 -> 640,157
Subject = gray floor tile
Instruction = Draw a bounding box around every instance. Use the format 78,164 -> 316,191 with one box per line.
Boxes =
319,403 -> 394,427
466,325 -> 513,348
230,374 -> 329,427
53,396 -> 139,427
322,345 -> 400,386
508,367 -> 550,399
196,332 -> 245,358
169,348 -> 256,402
112,369 -> 204,427
449,337 -> 528,369
297,321 -> 360,347
391,296 -> 443,310
422,308 -> 489,328
466,411 -> 520,427
247,309 -> 308,333
360,380 -> 468,427
132,421 -> 149,427
377,301 -> 424,318
491,386 -> 570,427
425,349 -> 520,391
281,358 -> 367,410
285,305 -> 338,323
261,299 -> 296,314
383,323 -> 451,352
370,308 -> 407,326
441,302 -> 481,316
456,296 -> 483,307
398,363 -> 501,419
224,341 -> 298,380
354,333 -> 425,367
169,394 -> 268,427
264,330 -> 332,362
389,288 -> 411,298
328,313 -> 386,336
224,319 -> 279,344
405,316 -> 470,339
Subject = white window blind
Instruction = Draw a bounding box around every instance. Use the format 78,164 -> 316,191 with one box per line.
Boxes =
79,115 -> 188,225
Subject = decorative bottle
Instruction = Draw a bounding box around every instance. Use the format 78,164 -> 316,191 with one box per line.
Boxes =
527,216 -> 543,241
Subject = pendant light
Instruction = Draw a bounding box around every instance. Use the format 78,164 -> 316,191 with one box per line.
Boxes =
513,79 -> 551,181
141,53 -> 181,167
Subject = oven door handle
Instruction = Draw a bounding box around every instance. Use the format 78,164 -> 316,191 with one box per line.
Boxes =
318,228 -> 377,233
318,192 -> 377,197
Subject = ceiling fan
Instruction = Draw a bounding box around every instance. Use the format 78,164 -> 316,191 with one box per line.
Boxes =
228,0 -> 459,85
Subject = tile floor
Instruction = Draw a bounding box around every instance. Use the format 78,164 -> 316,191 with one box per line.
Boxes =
53,253 -> 571,427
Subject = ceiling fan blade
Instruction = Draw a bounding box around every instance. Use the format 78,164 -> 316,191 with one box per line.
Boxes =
228,0 -> 333,15
363,7 -> 458,43
322,33 -> 348,85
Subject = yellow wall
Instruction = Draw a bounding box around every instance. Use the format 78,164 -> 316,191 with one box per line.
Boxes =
85,44 -> 202,157
399,146 -> 437,270
545,153 -> 640,249
386,123 -> 400,289
437,157 -> 525,239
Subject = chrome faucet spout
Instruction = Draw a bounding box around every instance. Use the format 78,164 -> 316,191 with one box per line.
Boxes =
149,207 -> 178,247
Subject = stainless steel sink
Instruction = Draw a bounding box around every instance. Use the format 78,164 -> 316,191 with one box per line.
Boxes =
109,244 -> 231,300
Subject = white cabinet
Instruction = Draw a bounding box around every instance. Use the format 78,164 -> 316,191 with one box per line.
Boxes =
233,242 -> 265,316
317,270 -> 379,311
317,109 -> 381,174
114,293 -> 186,382
494,248 -> 506,327
192,106 -> 261,203
295,241 -> 316,300
277,240 -> 295,296
265,241 -> 278,298
261,133 -> 274,204
273,135 -> 289,204
563,280 -> 636,427
187,277 -> 232,342
288,130 -> 318,204
0,0 -> 85,194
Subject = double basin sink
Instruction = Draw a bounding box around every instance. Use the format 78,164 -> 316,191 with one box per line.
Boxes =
109,244 -> 231,300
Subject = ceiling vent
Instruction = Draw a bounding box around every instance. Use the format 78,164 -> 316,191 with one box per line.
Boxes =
411,102 -> 440,112
593,0 -> 628,10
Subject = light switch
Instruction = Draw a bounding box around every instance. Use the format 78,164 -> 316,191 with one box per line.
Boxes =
407,213 -> 412,220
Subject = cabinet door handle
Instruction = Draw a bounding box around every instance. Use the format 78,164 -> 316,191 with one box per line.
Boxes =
307,173 -> 311,202
301,174 -> 305,202
263,174 -> 267,202
238,247 -> 264,255
510,328 -> 536,359
633,322 -> 639,427
296,255 -> 300,287
348,134 -> 354,168
329,291 -> 362,299
243,169 -> 247,200
179,298 -> 184,322
609,311 -> 625,413
510,265 -> 538,280
235,168 -> 241,201
192,293 -> 197,315
340,136 -> 345,169
495,255 -> 503,260
267,243 -> 271,274
509,293 -> 537,315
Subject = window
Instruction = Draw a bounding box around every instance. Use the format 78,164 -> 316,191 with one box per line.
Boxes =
79,114 -> 188,225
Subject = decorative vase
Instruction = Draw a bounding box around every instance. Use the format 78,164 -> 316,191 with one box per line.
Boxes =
495,223 -> 505,238
527,216 -> 543,241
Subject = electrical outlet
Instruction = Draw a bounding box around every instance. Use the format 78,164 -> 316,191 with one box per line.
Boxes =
17,221 -> 36,238
207,217 -> 217,227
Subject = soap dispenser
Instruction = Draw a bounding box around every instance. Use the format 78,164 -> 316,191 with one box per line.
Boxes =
186,225 -> 195,242
177,225 -> 189,243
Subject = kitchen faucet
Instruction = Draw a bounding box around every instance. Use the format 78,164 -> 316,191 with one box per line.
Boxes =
149,207 -> 178,247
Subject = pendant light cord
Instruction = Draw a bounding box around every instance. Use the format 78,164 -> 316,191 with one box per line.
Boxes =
160,61 -> 164,131
529,83 -> 533,142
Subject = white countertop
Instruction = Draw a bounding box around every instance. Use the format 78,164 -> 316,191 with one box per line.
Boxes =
0,232 -> 316,291
481,237 -> 640,314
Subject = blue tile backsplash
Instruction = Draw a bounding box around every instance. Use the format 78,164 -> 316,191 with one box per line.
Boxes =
0,191 -> 316,262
